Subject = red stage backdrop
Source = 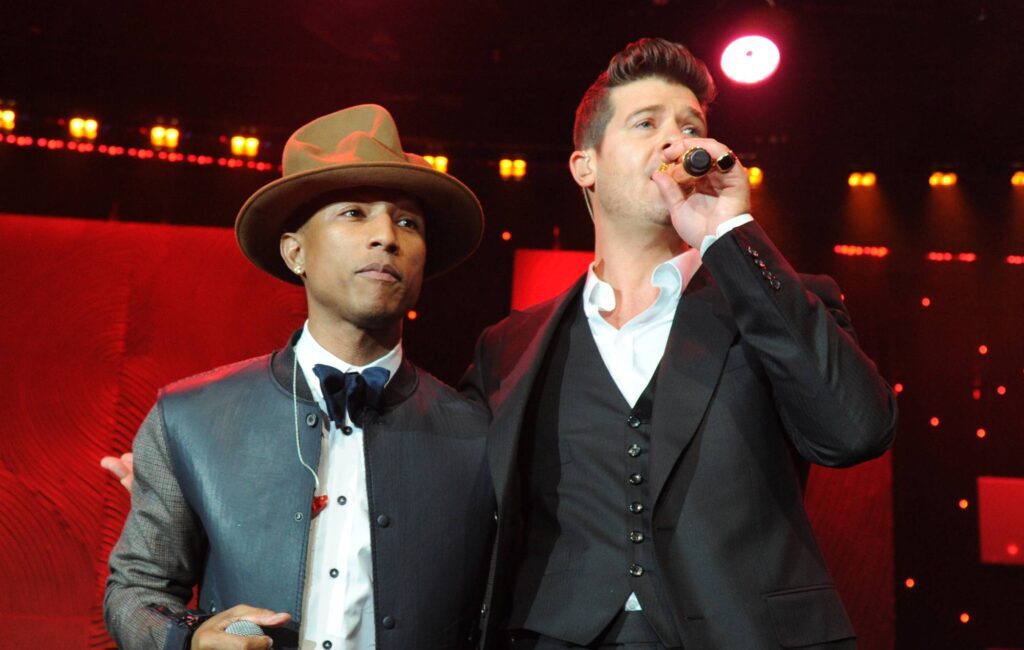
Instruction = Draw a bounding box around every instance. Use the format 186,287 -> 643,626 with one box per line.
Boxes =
0,217 -> 892,647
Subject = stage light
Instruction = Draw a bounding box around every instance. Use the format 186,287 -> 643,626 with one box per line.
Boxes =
959,499 -> 969,510
423,155 -> 448,173
960,612 -> 970,624
848,172 -> 876,187
904,578 -> 915,589
920,297 -> 931,308
150,125 -> 180,149
500,158 -> 526,180
930,417 -> 940,427
231,135 -> 259,157
406,310 -> 418,320
0,109 -> 14,131
720,36 -> 780,84
978,345 -> 988,355
501,231 -> 512,241
976,428 -> 987,439
893,383 -> 904,394
747,166 -> 763,187
1012,171 -> 1024,186
70,117 -> 99,140
929,171 -> 957,187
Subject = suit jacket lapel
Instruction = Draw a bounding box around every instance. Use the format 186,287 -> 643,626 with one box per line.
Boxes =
488,275 -> 587,504
649,265 -> 738,505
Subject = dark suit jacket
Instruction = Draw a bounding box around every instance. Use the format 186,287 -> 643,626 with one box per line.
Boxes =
461,222 -> 897,649
105,333 -> 495,650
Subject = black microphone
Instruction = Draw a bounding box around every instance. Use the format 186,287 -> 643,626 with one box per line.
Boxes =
682,147 -> 712,177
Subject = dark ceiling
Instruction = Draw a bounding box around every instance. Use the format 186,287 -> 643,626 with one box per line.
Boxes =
3,0 -> 1023,171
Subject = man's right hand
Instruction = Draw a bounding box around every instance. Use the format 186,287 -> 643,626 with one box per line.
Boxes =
191,605 -> 291,649
100,452 -> 134,491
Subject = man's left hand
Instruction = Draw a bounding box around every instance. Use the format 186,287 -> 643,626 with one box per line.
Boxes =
651,136 -> 751,249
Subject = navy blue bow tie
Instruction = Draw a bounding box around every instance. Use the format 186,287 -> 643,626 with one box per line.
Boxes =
313,364 -> 390,428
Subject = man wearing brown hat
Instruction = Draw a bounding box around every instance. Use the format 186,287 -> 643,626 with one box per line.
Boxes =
104,104 -> 494,650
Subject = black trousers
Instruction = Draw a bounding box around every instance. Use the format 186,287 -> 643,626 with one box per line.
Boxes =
510,611 -> 669,650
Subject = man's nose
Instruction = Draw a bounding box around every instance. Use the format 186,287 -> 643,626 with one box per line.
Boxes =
368,214 -> 399,253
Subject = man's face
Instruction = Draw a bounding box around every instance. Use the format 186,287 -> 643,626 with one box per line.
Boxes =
288,188 -> 426,331
587,77 -> 707,226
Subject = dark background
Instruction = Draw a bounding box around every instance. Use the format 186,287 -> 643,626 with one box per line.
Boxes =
2,1 -> 1023,647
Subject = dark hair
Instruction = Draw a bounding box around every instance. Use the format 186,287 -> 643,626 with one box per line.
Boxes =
573,38 -> 717,151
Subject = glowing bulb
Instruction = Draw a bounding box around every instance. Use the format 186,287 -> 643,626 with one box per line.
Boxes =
720,36 -> 781,84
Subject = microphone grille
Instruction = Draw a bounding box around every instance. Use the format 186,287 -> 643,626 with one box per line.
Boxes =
225,619 -> 265,637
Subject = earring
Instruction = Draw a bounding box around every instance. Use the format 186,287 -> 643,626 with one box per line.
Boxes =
293,265 -> 303,275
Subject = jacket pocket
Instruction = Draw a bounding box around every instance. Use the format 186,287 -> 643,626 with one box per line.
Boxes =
763,585 -> 855,648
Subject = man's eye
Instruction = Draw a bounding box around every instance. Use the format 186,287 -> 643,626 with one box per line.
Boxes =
636,119 -> 654,129
338,208 -> 363,218
397,217 -> 421,230
682,126 -> 700,136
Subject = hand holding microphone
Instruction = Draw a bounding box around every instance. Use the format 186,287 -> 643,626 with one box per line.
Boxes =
190,604 -> 290,649
651,136 -> 750,249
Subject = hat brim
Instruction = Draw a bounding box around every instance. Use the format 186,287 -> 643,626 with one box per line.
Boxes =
235,161 -> 484,285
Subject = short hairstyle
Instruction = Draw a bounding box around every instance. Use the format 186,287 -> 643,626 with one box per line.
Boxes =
573,38 -> 718,151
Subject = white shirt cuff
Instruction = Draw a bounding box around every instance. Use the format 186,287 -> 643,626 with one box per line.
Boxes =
698,213 -> 754,257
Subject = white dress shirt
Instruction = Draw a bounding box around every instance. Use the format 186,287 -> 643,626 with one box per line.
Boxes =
582,214 -> 752,611
294,322 -> 403,650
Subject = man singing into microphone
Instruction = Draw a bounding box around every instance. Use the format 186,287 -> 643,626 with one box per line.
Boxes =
462,38 -> 897,648
104,104 -> 494,650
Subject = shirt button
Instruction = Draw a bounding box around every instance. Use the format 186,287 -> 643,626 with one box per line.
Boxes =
293,512 -> 303,521
628,473 -> 643,486
630,530 -> 645,543
629,501 -> 644,514
756,259 -> 767,269
329,568 -> 339,578
748,246 -> 760,258
322,641 -> 332,649
342,426 -> 353,435
629,564 -> 645,577
377,514 -> 391,528
337,495 -> 347,505
626,415 -> 641,429
771,279 -> 782,291
382,615 -> 395,629
305,413 -> 318,427
627,444 -> 642,457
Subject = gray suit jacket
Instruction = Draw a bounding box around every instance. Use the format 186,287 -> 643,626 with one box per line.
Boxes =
106,333 -> 495,649
462,221 -> 897,649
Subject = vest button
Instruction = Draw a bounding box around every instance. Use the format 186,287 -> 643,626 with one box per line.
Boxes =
382,615 -> 395,629
629,564 -> 645,577
342,426 -> 353,435
305,413 -> 318,427
630,530 -> 645,543
628,473 -> 643,485
293,512 -> 303,521
627,444 -> 642,457
629,501 -> 644,514
626,415 -> 641,429
377,514 -> 391,527
329,568 -> 339,578
322,641 -> 332,649
337,495 -> 347,505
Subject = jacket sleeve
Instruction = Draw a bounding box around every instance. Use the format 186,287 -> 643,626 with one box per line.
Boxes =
701,220 -> 898,467
104,401 -> 206,650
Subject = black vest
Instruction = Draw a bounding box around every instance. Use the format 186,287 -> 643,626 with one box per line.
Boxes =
510,299 -> 682,646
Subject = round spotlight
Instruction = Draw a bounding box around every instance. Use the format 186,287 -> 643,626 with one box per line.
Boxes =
721,35 -> 781,84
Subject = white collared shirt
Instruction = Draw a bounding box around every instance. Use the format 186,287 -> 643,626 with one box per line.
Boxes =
583,214 -> 752,611
294,321 -> 402,650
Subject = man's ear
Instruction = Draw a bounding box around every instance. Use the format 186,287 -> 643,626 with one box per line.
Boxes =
569,150 -> 596,190
280,232 -> 304,276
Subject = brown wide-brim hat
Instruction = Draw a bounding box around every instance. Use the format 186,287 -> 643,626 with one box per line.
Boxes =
236,104 -> 484,284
